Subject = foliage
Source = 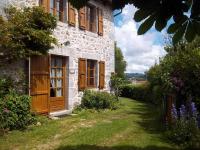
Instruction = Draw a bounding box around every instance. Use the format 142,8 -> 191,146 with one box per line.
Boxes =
70,0 -> 200,44
120,83 -> 163,105
115,43 -> 127,78
147,37 -> 200,110
0,75 -> 35,133
0,90 -> 36,131
0,98 -> 177,149
120,84 -> 148,101
166,102 -> 200,149
0,73 -> 27,97
0,76 -> 15,97
80,90 -> 118,110
110,74 -> 124,100
0,7 -> 57,65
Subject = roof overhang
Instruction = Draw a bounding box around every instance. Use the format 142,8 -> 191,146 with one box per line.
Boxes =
102,0 -> 112,5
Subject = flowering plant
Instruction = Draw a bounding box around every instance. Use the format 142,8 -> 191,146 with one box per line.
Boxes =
167,101 -> 200,148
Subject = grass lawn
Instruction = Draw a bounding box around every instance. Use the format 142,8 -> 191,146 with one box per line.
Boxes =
0,98 -> 179,150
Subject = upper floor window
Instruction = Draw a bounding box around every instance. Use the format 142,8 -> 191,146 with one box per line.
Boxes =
39,0 -> 67,22
50,0 -> 67,22
86,5 -> 97,33
39,0 -> 103,36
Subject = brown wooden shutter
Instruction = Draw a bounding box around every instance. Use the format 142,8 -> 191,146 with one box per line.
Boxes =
31,55 -> 50,114
99,61 -> 105,89
68,2 -> 76,26
79,7 -> 86,30
98,8 -> 103,36
78,58 -> 87,91
40,0 -> 49,12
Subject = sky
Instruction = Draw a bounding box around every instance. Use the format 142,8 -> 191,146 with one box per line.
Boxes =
114,5 -> 167,74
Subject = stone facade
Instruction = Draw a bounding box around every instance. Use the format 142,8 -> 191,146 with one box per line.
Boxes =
0,0 -> 115,111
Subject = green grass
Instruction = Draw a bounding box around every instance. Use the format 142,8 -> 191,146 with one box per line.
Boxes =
0,98 -> 179,150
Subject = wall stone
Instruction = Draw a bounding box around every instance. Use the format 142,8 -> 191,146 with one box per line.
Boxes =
0,0 -> 115,111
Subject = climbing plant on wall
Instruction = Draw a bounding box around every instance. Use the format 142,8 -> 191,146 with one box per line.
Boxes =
0,7 -> 57,65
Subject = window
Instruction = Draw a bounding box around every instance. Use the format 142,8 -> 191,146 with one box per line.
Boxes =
86,5 -> 97,32
39,1 -> 103,35
87,60 -> 97,87
78,59 -> 98,90
50,56 -> 65,97
50,0 -> 67,22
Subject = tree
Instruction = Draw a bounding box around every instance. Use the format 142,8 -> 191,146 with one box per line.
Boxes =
115,44 -> 127,78
0,7 -> 57,65
110,74 -> 123,100
147,36 -> 200,110
69,0 -> 200,44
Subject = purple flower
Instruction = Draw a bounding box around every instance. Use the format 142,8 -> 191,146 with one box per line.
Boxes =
171,104 -> 178,120
180,104 -> 187,119
191,102 -> 198,118
3,108 -> 10,113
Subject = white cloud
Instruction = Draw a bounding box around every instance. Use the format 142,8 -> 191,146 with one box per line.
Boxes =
114,5 -> 167,73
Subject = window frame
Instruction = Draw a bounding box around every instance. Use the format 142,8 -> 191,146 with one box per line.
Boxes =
50,0 -> 64,22
87,59 -> 97,88
86,4 -> 97,33
39,0 -> 67,22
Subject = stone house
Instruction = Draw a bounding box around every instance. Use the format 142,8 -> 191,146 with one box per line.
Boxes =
0,0 -> 115,116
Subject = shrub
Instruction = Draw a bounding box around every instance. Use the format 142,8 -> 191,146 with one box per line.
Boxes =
0,76 -> 14,97
0,90 -> 36,131
110,74 -> 124,100
120,83 -> 164,105
81,90 -> 118,110
120,84 -> 149,101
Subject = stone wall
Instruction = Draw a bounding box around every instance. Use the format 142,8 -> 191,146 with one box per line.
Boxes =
0,0 -> 115,110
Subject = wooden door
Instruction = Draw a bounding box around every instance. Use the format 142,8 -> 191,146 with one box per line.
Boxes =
31,55 -> 50,114
50,56 -> 66,112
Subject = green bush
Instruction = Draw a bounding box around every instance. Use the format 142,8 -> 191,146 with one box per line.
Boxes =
81,90 -> 118,110
120,84 -> 149,101
0,76 -> 14,97
110,74 -> 124,100
0,90 -> 36,131
120,83 -> 163,105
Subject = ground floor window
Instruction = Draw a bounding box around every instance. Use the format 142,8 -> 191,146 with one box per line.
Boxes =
78,58 -> 105,91
87,59 -> 97,87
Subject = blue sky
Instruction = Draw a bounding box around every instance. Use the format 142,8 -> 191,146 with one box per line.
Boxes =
114,5 -> 167,73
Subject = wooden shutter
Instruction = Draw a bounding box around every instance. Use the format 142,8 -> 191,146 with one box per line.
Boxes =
99,61 -> 105,89
98,8 -> 103,36
68,2 -> 76,26
78,58 -> 87,91
39,0 -> 49,12
79,7 -> 86,30
31,55 -> 50,114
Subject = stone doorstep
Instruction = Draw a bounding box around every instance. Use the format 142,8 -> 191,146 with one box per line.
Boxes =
49,109 -> 72,118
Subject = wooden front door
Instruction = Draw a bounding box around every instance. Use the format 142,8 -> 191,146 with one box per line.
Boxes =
31,55 -> 67,114
50,56 -> 66,112
31,55 -> 50,114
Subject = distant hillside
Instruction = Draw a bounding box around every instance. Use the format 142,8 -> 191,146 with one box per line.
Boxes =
125,73 -> 146,80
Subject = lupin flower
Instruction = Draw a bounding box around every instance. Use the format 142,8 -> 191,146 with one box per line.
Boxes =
180,104 -> 186,119
191,102 -> 198,118
171,104 -> 178,120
